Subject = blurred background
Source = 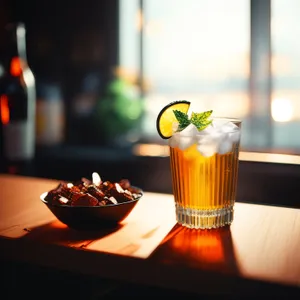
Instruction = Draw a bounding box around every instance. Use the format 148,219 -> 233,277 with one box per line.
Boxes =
1,0 -> 300,200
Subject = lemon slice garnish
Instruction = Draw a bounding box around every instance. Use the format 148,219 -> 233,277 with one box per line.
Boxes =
156,100 -> 191,139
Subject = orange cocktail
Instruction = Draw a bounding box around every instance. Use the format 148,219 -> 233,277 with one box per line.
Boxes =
169,121 -> 241,229
156,100 -> 242,229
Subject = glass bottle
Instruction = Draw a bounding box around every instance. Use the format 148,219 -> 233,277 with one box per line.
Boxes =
0,23 -> 36,173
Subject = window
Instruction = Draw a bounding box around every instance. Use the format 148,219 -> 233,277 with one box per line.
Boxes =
119,0 -> 300,154
272,0 -> 300,149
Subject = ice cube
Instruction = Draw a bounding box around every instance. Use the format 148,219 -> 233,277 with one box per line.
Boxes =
218,138 -> 233,155
181,123 -> 199,136
170,124 -> 198,150
197,134 -> 218,157
200,124 -> 215,135
196,129 -> 226,157
178,135 -> 196,150
212,119 -> 230,129
220,121 -> 239,133
197,133 -> 214,146
197,143 -> 217,157
228,130 -> 241,143
169,132 -> 180,148
206,130 -> 226,145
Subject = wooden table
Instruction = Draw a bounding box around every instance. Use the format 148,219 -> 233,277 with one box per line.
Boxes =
0,174 -> 300,296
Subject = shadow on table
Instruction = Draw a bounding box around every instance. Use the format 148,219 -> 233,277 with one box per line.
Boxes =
20,220 -> 123,247
151,224 -> 240,276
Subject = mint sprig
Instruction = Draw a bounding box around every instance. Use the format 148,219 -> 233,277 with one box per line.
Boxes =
173,109 -> 213,131
190,110 -> 213,130
173,110 -> 190,131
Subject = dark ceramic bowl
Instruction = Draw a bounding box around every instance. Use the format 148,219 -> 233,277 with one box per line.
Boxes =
40,189 -> 143,230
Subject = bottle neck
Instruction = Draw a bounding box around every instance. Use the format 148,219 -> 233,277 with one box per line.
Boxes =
2,23 -> 28,73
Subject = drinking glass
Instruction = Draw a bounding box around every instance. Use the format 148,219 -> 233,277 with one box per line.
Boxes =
169,118 -> 242,229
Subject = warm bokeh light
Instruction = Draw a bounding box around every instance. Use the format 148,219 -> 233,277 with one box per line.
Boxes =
132,143 -> 169,157
10,57 -> 22,76
136,8 -> 143,32
271,98 -> 293,122
0,95 -> 9,125
271,54 -> 291,75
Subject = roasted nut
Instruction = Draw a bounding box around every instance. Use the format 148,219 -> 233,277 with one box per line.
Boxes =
70,194 -> 99,207
45,173 -> 142,207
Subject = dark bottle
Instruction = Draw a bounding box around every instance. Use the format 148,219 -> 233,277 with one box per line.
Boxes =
0,23 -> 36,174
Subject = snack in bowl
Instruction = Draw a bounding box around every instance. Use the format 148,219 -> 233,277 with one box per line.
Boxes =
40,172 -> 143,230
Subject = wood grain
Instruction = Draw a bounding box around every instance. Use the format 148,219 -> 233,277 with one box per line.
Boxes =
1,174 -> 300,295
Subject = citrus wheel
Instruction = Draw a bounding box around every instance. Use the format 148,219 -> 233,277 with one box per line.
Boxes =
156,100 -> 191,139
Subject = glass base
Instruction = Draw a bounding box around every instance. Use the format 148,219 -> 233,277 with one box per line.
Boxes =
175,203 -> 234,229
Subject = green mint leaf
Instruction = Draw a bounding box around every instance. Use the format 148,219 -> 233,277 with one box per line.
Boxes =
190,110 -> 213,131
173,110 -> 190,131
196,118 -> 212,130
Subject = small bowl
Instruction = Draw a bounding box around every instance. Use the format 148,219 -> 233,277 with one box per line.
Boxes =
40,189 -> 143,230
